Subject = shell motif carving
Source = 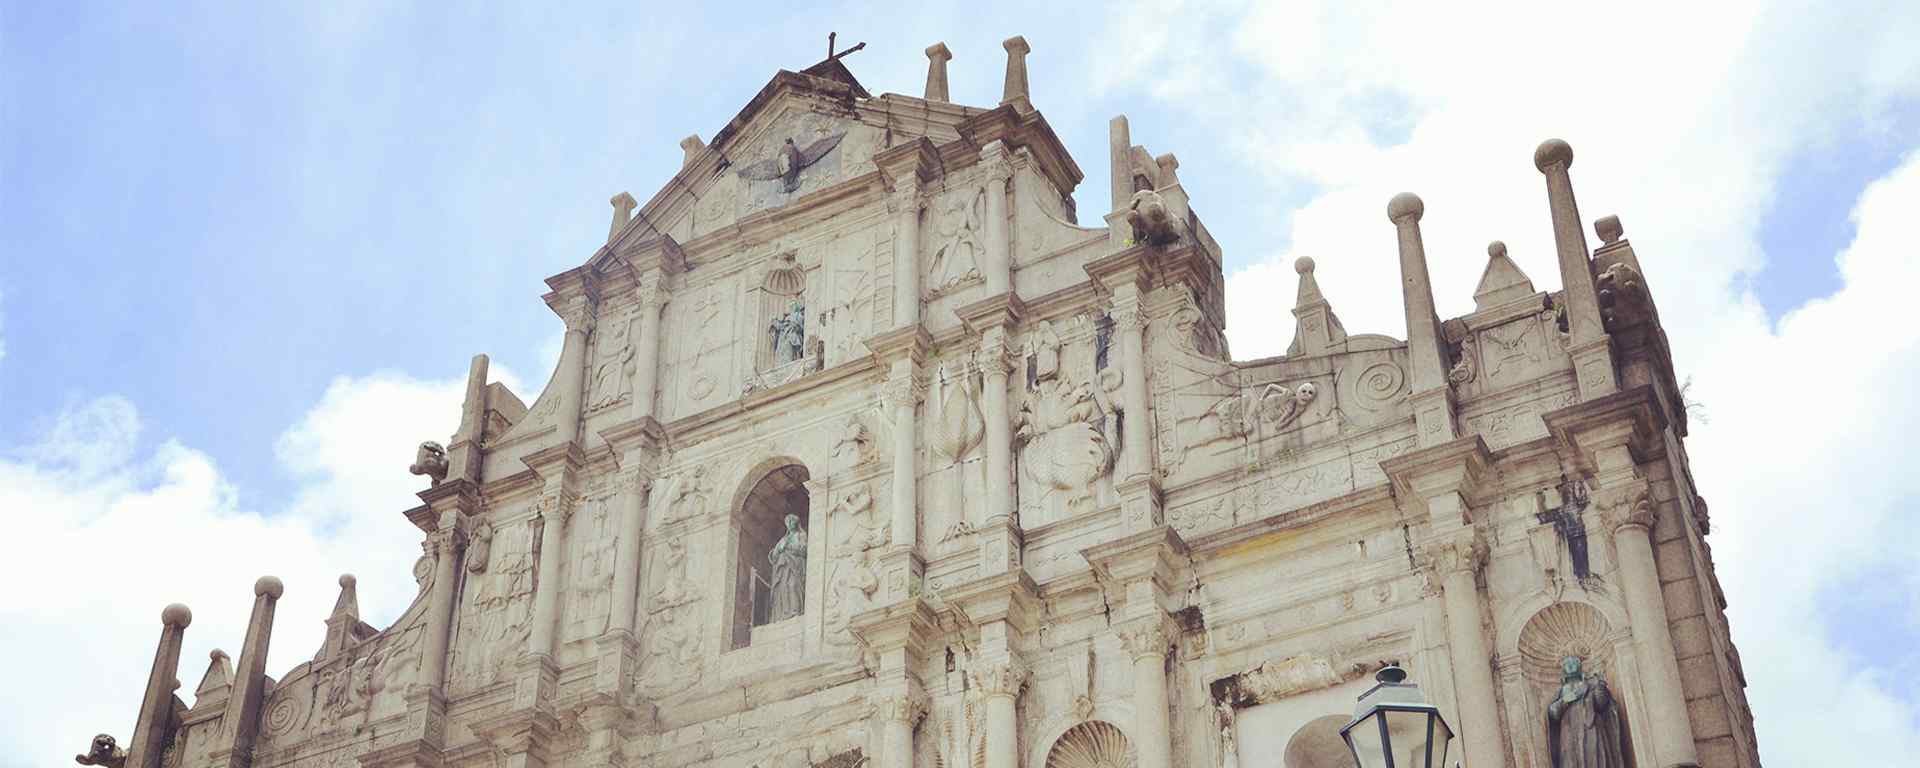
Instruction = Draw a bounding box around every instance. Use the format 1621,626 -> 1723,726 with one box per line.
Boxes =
1045,720 -> 1137,768
1517,601 -> 1617,691
933,367 -> 985,463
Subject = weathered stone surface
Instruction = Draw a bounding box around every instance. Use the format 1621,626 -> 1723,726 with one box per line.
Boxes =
90,45 -> 1759,768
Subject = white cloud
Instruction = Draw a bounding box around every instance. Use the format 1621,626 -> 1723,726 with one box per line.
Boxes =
1103,0 -> 1920,762
0,366 -> 517,766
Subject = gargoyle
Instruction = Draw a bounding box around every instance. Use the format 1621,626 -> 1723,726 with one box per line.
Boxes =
409,440 -> 449,487
74,733 -> 126,768
1126,188 -> 1179,245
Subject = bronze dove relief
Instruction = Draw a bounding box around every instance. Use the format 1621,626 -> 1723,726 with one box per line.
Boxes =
735,133 -> 846,193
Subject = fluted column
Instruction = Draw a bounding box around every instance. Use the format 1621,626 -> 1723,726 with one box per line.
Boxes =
421,529 -> 464,692
1120,620 -> 1173,768
555,296 -> 593,443
528,490 -> 573,658
873,690 -> 929,768
980,140 -> 1014,295
981,329 -> 1015,524
126,604 -> 191,768
608,468 -> 649,636
631,276 -> 666,422
1599,482 -> 1700,767
1388,192 -> 1458,447
884,368 -> 925,552
1534,139 -> 1617,400
972,659 -> 1028,768
1420,531 -> 1501,768
892,184 -> 923,327
1111,293 -> 1152,481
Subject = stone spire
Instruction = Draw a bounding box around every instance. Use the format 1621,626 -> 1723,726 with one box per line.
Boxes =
1472,240 -> 1535,311
1389,192 -> 1459,446
1534,138 -> 1617,400
1001,36 -> 1031,111
1108,115 -> 1131,214
316,574 -> 373,662
924,42 -> 952,102
125,604 -> 191,768
608,191 -> 637,244
1288,257 -> 1348,356
212,577 -> 282,768
191,648 -> 233,714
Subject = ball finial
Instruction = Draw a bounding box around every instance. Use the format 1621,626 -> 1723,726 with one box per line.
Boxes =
1534,139 -> 1574,172
338,574 -> 356,589
255,575 -> 285,598
1294,256 -> 1316,275
1387,192 -> 1424,224
1488,241 -> 1508,259
161,603 -> 193,628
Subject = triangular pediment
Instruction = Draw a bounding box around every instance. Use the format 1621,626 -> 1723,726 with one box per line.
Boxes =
595,68 -> 886,271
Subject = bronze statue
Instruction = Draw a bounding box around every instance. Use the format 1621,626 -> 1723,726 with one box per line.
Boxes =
1547,655 -> 1626,768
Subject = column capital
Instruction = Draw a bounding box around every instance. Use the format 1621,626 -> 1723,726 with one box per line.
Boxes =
633,272 -> 667,310
1417,528 -> 1489,586
870,687 -> 931,725
558,294 -> 593,333
968,656 -> 1030,699
425,526 -> 468,557
1116,617 -> 1176,662
887,181 -> 923,214
536,490 -> 577,524
979,139 -> 1015,183
1108,296 -> 1148,334
881,370 -> 927,410
1593,480 -> 1655,534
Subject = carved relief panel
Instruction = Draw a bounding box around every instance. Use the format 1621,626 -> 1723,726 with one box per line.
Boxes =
447,507 -> 537,695
562,491 -> 620,647
667,279 -> 740,418
1013,314 -> 1119,527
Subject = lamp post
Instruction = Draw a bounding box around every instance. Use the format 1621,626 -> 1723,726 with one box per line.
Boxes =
1340,665 -> 1456,768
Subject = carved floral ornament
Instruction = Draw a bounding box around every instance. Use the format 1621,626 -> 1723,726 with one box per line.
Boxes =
1115,619 -> 1172,661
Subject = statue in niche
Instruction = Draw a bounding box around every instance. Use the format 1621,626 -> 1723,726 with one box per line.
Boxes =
1546,655 -> 1626,768
766,513 -> 808,622
770,301 -> 807,367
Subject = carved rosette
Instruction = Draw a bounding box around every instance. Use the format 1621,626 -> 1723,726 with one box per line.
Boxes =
968,658 -> 1030,699
1116,619 -> 1172,662
1594,481 -> 1655,534
870,689 -> 931,726
1417,529 -> 1489,587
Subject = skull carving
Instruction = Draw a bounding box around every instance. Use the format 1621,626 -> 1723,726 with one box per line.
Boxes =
1293,382 -> 1318,404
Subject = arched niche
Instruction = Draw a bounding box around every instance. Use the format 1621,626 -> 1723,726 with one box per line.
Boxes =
1283,714 -> 1352,768
1508,600 -> 1641,768
1044,720 -> 1135,768
727,461 -> 812,650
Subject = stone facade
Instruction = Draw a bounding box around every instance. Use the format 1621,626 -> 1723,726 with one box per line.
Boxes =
92,40 -> 1758,768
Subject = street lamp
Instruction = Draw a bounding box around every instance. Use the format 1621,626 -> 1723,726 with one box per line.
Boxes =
1340,664 -> 1455,768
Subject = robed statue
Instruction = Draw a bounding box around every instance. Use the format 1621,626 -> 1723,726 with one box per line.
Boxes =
767,513 -> 807,622
770,301 -> 806,367
1547,655 -> 1626,768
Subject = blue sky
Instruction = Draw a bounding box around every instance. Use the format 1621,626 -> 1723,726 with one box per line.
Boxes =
5,1 -> 1920,765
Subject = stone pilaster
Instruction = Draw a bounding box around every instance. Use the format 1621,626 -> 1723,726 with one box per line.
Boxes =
980,139 -> 1015,295
1118,617 -> 1177,768
868,325 -> 933,604
554,295 -> 593,444
1386,436 -> 1500,768
1083,527 -> 1185,768
1546,389 -> 1698,767
630,273 -> 667,422
970,656 -> 1029,768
